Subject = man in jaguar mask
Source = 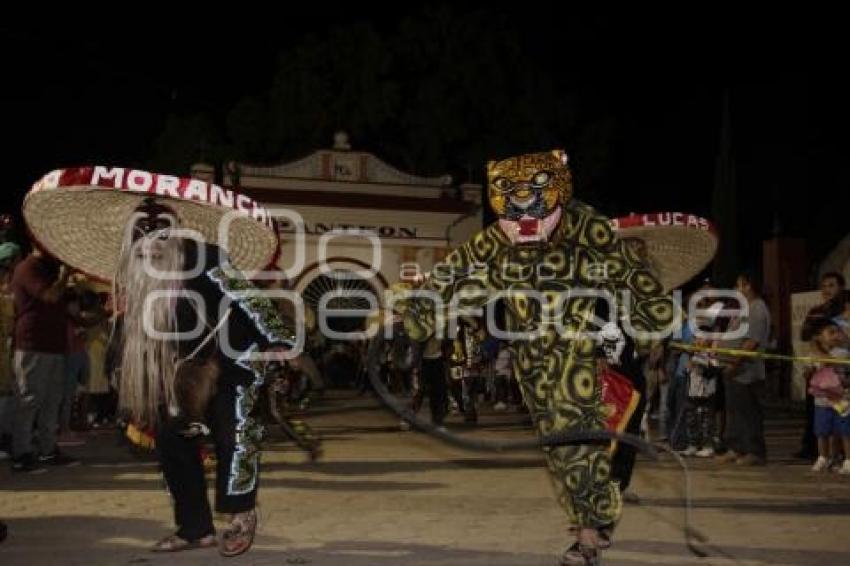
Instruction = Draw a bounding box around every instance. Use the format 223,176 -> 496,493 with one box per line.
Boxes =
400,150 -> 675,564
111,197 -> 296,556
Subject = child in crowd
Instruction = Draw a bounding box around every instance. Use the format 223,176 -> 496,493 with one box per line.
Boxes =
681,340 -> 723,457
680,302 -> 725,457
807,317 -> 850,474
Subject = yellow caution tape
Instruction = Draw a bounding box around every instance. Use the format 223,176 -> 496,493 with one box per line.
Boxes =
669,342 -> 850,366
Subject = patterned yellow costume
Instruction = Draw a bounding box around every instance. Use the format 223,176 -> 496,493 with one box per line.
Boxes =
403,150 -> 674,529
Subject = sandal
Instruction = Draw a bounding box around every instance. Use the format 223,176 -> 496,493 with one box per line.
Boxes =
219,509 -> 258,557
559,541 -> 600,565
151,533 -> 216,553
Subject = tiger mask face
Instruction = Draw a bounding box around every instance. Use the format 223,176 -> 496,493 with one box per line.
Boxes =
487,149 -> 572,245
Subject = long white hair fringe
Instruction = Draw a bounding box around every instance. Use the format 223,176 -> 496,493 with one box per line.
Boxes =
113,230 -> 184,424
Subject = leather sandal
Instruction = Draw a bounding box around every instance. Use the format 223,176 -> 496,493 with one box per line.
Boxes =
151,533 -> 216,553
560,541 -> 601,565
219,509 -> 258,557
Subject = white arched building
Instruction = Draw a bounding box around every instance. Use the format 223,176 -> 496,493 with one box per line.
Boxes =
194,134 -> 482,317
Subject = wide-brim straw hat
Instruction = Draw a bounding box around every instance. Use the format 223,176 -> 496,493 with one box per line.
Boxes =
23,166 -> 279,282
611,212 -> 718,292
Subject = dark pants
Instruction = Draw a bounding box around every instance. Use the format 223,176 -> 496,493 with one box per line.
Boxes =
449,373 -> 464,412
60,351 -> 89,433
411,358 -> 448,425
89,390 -> 118,423
462,374 -> 480,421
493,374 -> 510,404
508,377 -> 523,406
157,375 -> 260,541
798,393 -> 817,457
685,396 -> 716,449
12,351 -> 65,458
724,379 -> 766,458
389,368 -> 414,395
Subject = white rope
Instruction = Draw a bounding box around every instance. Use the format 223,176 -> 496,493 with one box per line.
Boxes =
185,308 -> 232,361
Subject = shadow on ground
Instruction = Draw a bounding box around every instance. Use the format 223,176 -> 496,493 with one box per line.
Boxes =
2,518 -> 847,566
0,516 -> 553,566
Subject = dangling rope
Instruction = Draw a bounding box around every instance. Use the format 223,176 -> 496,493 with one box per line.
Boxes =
365,333 -> 709,558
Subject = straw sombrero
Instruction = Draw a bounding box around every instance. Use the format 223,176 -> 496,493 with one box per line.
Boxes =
23,166 -> 279,282
611,212 -> 718,292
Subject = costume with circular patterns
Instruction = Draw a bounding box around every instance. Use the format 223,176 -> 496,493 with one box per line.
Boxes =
397,150 -> 716,563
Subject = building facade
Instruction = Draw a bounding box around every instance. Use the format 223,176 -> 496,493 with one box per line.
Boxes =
193,133 -> 482,319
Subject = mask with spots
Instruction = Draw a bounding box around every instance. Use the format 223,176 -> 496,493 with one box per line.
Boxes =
487,150 -> 572,245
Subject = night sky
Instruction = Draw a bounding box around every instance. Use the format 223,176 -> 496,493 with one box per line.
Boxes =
2,8 -> 845,279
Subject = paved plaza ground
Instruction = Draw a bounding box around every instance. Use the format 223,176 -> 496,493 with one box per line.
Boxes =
2,391 -> 849,565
